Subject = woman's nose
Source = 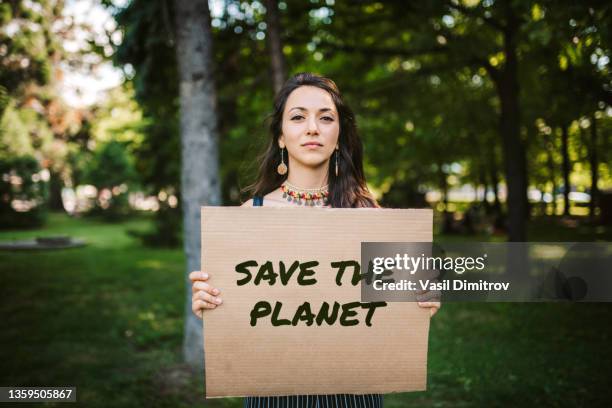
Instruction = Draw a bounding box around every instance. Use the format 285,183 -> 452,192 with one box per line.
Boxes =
306,117 -> 319,134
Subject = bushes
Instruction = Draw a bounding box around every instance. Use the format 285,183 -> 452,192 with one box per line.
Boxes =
0,156 -> 48,228
85,141 -> 136,221
129,202 -> 182,247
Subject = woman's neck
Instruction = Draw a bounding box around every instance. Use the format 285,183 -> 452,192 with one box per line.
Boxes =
285,160 -> 330,189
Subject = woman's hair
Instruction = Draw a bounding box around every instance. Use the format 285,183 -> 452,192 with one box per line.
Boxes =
247,72 -> 378,208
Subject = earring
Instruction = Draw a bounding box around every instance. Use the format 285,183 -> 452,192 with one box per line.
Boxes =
277,147 -> 288,175
335,148 -> 339,177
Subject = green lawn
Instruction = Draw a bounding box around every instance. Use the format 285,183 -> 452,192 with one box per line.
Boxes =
1,213 -> 610,407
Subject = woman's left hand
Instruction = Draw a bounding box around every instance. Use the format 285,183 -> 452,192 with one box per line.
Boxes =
417,300 -> 440,316
416,288 -> 441,317
415,268 -> 441,316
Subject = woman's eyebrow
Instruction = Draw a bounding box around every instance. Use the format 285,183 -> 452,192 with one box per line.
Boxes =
288,107 -> 336,114
319,108 -> 336,114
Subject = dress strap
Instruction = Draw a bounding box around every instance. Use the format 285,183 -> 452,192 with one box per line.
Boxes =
253,196 -> 264,207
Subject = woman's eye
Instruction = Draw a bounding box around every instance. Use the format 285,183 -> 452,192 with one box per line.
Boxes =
290,115 -> 304,121
321,116 -> 334,122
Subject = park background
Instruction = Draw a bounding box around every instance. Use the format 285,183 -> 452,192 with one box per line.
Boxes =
1,0 -> 611,407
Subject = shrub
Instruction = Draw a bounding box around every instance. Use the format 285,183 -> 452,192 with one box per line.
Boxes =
0,156 -> 48,228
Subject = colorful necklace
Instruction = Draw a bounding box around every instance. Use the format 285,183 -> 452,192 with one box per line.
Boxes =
281,181 -> 329,206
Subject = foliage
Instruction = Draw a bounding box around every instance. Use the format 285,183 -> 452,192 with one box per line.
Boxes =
85,140 -> 136,220
0,0 -> 103,216
2,1 -> 610,228
109,0 -> 610,231
0,155 -> 48,228
110,0 -> 181,243
0,1 -> 53,95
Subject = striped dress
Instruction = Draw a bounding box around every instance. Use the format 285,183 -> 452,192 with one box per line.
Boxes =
243,394 -> 383,408
247,196 -> 384,408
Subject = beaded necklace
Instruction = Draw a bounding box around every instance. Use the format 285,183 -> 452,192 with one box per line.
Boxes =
281,181 -> 329,206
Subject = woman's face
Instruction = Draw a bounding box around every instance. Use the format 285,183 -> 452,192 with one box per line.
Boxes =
279,85 -> 340,171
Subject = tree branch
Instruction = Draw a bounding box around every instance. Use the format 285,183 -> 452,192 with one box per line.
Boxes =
317,40 -> 449,59
446,1 -> 505,32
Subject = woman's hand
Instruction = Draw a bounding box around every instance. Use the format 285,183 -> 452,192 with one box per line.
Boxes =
189,270 -> 439,317
189,271 -> 223,319
417,300 -> 441,317
416,289 -> 441,317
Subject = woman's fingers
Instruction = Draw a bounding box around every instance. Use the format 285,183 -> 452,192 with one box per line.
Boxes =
192,299 -> 217,318
191,288 -> 223,319
191,281 -> 220,295
417,301 -> 441,317
189,271 -> 220,297
192,300 -> 204,319
415,289 -> 441,302
190,270 -> 222,319
189,271 -> 209,282
192,290 -> 223,306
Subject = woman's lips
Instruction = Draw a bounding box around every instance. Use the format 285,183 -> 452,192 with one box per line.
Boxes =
302,142 -> 323,149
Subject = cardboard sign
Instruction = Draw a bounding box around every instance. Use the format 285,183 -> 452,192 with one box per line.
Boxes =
201,207 -> 432,397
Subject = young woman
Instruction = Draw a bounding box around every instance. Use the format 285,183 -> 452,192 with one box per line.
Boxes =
190,72 -> 440,407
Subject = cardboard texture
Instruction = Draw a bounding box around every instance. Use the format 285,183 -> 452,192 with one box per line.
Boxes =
201,207 -> 433,397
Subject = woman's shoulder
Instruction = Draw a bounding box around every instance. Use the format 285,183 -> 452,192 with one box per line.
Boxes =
241,189 -> 291,207
241,191 -> 282,207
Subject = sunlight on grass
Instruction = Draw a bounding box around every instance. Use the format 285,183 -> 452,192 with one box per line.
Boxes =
530,244 -> 568,260
138,259 -> 165,269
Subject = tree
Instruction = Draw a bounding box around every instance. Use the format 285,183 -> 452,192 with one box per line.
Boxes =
85,140 -> 135,220
265,0 -> 287,93
309,1 -> 543,240
588,114 -> 599,219
1,0 -> 60,221
174,0 -> 222,369
1,0 -> 105,216
112,0 -> 182,244
0,155 -> 48,228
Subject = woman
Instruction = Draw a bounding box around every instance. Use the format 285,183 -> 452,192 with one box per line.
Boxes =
190,72 -> 440,407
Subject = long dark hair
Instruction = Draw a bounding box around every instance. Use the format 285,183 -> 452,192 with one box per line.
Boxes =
247,72 -> 378,208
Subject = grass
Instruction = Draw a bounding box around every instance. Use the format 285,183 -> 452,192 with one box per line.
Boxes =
0,214 -> 226,408
1,213 -> 611,407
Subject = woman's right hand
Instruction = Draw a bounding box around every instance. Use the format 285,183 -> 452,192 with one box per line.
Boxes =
189,271 -> 223,319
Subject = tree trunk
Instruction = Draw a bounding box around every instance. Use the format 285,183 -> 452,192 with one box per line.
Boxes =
538,185 -> 547,216
545,137 -> 557,216
589,114 -> 599,220
265,0 -> 287,94
523,128 -> 532,220
48,170 -> 65,211
489,145 -> 501,214
439,165 -> 448,208
494,17 -> 527,241
561,124 -> 571,216
175,0 -> 222,369
480,165 -> 489,207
